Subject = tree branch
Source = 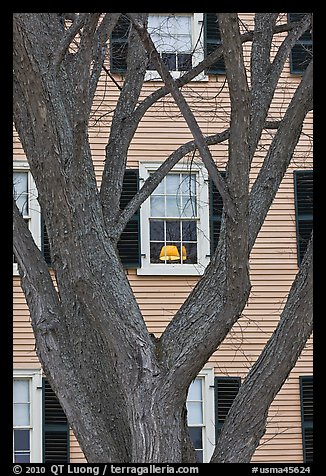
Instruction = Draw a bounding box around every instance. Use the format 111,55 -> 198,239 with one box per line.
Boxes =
51,13 -> 88,69
114,117 -> 281,240
100,13 -> 149,231
249,13 -> 312,161
114,128 -> 230,239
89,13 -> 121,103
13,200 -> 61,335
211,234 -> 313,462
126,13 -> 236,220
249,60 -> 313,251
131,19 -> 299,134
218,13 -> 250,217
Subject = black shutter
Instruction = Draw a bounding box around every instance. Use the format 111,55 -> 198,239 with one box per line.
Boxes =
289,14 -> 312,74
117,169 -> 141,268
43,379 -> 69,463
110,15 -> 131,73
294,170 -> 313,266
41,216 -> 52,266
209,172 -> 225,254
204,13 -> 225,74
300,376 -> 313,463
214,376 -> 241,439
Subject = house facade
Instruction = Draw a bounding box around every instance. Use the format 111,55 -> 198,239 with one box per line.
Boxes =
13,13 -> 313,464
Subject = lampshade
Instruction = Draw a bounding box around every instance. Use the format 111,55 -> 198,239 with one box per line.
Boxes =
159,245 -> 187,262
159,245 -> 180,261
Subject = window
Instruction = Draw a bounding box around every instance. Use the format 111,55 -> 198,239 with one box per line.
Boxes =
289,14 -> 312,74
138,162 -> 210,275
13,164 -> 41,274
186,368 -> 215,463
147,14 -> 193,76
300,376 -> 313,463
294,170 -> 313,266
110,14 -> 208,80
13,370 -> 42,463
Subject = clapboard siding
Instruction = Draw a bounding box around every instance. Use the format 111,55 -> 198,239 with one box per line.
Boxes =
13,13 -> 312,463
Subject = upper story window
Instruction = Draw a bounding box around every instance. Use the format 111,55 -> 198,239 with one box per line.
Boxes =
147,14 -> 193,74
110,13 -> 225,79
13,164 -> 41,274
138,162 -> 211,275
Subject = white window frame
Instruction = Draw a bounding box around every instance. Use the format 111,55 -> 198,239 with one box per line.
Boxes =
13,369 -> 43,463
138,161 -> 210,276
187,367 -> 215,463
13,162 -> 41,276
145,13 -> 207,81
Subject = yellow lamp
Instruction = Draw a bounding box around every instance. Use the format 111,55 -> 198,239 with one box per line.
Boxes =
181,245 -> 187,261
159,245 -> 180,261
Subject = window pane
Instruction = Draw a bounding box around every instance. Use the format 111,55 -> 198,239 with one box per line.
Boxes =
166,221 -> 180,241
151,175 -> 164,194
182,221 -> 197,241
166,195 -> 181,217
181,174 -> 196,195
13,172 -> 28,215
14,429 -> 30,451
150,220 -> 164,241
13,403 -> 30,426
188,378 -> 202,401
150,196 -> 165,217
178,53 -> 192,71
187,401 -> 203,425
162,53 -> 176,71
14,453 -> 30,463
13,381 -> 29,403
164,243 -> 181,264
150,242 -> 164,264
182,196 -> 197,217
148,15 -> 192,69
183,243 -> 197,264
166,174 -> 180,194
188,427 -> 202,449
195,450 -> 203,463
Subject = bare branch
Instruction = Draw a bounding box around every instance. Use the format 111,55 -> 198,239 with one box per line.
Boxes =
51,13 -> 88,69
100,13 -> 149,230
131,19 -> 299,132
89,13 -> 121,101
13,200 -> 61,334
211,234 -> 313,462
114,129 -> 231,239
126,13 -> 236,220
218,13 -> 250,215
249,61 -> 313,250
249,13 -> 312,160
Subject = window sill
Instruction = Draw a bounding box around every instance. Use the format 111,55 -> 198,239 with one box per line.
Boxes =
13,264 -> 20,276
137,262 -> 208,276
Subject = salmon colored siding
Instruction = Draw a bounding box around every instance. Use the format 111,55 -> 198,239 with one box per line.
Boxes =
13,13 -> 312,463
